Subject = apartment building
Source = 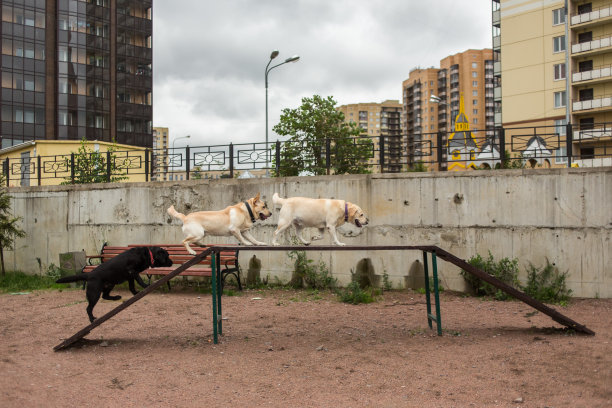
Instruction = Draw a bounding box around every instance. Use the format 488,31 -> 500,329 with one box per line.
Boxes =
1,0 -> 153,150
337,100 -> 403,173
495,0 -> 612,167
402,49 -> 494,171
152,126 -> 168,180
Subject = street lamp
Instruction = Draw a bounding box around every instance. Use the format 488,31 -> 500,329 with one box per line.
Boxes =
265,50 -> 300,168
172,134 -> 190,151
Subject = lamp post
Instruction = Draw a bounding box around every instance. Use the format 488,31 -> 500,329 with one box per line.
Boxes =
430,94 -> 450,171
265,50 -> 300,169
172,134 -> 190,151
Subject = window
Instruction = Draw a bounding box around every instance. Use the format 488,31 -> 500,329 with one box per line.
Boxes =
472,71 -> 478,78
472,81 -> 478,87
473,109 -> 478,115
473,99 -> 478,105
553,36 -> 566,53
554,91 -> 566,108
552,8 -> 565,25
554,63 -> 566,80
472,62 -> 477,69
473,90 -> 478,96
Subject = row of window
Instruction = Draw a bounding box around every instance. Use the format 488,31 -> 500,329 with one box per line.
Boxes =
1,106 -> 44,124
2,72 -> 44,91
2,39 -> 45,60
2,5 -> 45,28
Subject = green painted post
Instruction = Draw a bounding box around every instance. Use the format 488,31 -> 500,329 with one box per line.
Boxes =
432,251 -> 442,336
423,251 -> 432,329
211,252 -> 218,344
216,251 -> 222,335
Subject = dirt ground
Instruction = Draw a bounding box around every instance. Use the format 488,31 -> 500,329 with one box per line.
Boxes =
0,286 -> 610,408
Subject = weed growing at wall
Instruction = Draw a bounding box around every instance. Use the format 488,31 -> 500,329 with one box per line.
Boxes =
522,259 -> 572,305
288,249 -> 337,290
338,281 -> 374,304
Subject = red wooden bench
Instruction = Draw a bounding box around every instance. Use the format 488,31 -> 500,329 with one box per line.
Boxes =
82,243 -> 242,290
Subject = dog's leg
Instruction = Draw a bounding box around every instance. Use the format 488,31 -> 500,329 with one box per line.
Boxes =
311,228 -> 325,241
272,221 -> 292,246
102,283 -> 121,301
134,274 -> 149,289
243,230 -> 267,246
182,236 -> 198,255
127,278 -> 140,295
230,228 -> 253,245
295,225 -> 311,245
327,225 -> 346,246
85,282 -> 102,323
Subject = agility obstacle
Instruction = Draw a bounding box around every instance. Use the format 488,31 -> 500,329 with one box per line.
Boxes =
54,245 -> 594,351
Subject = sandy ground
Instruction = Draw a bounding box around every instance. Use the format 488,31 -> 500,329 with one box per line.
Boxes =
0,286 -> 610,408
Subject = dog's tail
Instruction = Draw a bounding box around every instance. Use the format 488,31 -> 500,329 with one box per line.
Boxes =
272,193 -> 285,209
56,274 -> 88,284
167,205 -> 186,223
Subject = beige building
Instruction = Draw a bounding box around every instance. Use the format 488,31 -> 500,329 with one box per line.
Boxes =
495,0 -> 612,167
152,127 -> 169,181
337,100 -> 403,172
0,140 -> 147,187
402,49 -> 494,171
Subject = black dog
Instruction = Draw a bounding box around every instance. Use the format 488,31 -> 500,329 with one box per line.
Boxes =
56,247 -> 173,322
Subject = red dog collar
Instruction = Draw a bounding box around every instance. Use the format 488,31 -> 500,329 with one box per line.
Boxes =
148,248 -> 154,267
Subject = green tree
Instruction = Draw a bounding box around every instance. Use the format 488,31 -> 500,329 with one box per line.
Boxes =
62,138 -> 128,184
272,95 -> 373,176
0,178 -> 26,275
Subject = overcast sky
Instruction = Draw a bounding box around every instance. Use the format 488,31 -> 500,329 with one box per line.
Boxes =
152,1 -> 493,148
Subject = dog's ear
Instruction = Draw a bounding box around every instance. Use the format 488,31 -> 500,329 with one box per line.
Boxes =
254,192 -> 260,202
347,203 -> 358,219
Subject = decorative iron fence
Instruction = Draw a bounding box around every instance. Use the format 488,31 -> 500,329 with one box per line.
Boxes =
2,123 -> 611,186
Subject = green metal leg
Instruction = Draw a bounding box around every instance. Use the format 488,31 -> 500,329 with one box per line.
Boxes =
423,251 -> 442,336
216,252 -> 222,336
432,252 -> 442,336
423,251 -> 432,329
211,253 -> 218,344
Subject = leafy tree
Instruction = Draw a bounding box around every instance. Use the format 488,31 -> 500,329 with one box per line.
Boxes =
272,95 -> 373,176
62,138 -> 128,184
0,177 -> 26,275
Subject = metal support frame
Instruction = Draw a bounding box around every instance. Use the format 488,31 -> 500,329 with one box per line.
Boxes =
54,244 -> 594,352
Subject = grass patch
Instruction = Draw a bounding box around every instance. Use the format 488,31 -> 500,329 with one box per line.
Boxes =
0,271 -> 66,293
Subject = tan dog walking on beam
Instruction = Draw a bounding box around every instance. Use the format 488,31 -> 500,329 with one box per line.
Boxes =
168,193 -> 272,254
272,193 -> 369,246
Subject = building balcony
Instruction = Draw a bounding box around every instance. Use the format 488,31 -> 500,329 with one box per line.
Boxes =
571,5 -> 612,28
494,87 -> 502,100
492,9 -> 500,25
571,35 -> 612,55
494,61 -> 501,75
572,64 -> 612,84
572,95 -> 612,112
493,35 -> 500,49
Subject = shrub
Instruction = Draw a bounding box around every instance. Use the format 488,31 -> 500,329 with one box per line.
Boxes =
288,249 -> 337,290
338,281 -> 374,304
460,251 -> 520,300
522,259 -> 572,305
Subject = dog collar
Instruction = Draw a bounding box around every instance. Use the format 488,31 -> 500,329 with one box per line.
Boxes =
344,202 -> 349,222
244,201 -> 256,223
148,248 -> 154,267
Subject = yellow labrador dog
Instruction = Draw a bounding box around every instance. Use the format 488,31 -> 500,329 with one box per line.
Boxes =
167,193 -> 271,254
272,193 -> 369,246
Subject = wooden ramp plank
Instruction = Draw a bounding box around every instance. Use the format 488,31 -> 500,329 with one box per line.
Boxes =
53,248 -> 214,351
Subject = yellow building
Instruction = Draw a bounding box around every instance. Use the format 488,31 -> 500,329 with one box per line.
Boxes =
495,0 -> 612,167
337,100 -> 403,172
447,94 -> 480,171
0,140 -> 148,187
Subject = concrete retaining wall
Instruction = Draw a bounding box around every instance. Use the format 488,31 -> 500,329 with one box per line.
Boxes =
6,167 -> 612,298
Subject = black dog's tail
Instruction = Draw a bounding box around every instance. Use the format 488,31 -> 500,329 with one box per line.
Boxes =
56,274 -> 89,284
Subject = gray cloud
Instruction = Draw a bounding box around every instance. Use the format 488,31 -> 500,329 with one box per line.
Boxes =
153,0 -> 492,146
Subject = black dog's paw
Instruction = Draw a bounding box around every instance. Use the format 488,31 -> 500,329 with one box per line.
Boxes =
89,316 -> 96,323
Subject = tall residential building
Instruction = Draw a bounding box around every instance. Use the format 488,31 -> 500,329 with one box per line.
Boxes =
337,100 -> 403,173
1,0 -> 153,150
495,0 -> 612,167
402,49 -> 494,171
